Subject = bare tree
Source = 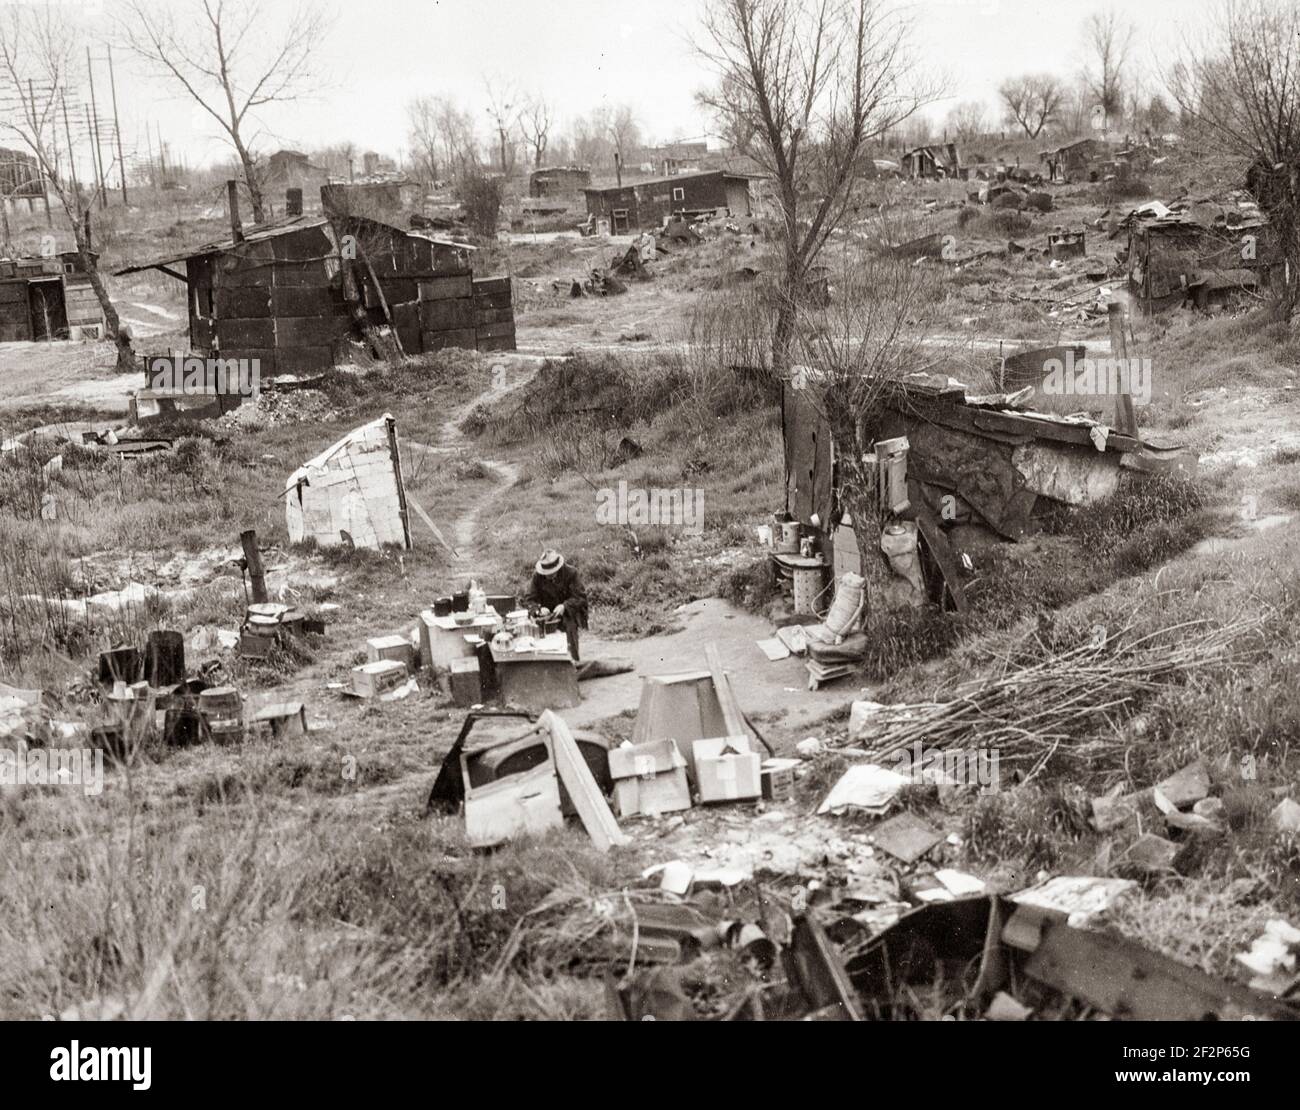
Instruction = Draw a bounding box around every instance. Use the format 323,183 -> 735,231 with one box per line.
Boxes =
1083,8 -> 1135,125
945,100 -> 989,141
116,0 -> 332,223
519,94 -> 553,169
698,0 -> 936,367
1170,0 -> 1300,315
794,249 -> 950,612
0,3 -> 133,370
697,74 -> 758,154
406,96 -> 441,183
571,111 -> 612,167
998,74 -> 1065,138
483,77 -> 519,175
603,103 -> 641,182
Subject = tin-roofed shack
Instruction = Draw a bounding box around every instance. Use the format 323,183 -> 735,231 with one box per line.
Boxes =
0,250 -> 104,342
116,203 -> 514,375
583,170 -> 754,233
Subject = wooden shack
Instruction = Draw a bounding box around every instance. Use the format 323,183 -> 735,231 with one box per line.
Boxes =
116,211 -> 515,374
0,251 -> 104,342
583,170 -> 753,233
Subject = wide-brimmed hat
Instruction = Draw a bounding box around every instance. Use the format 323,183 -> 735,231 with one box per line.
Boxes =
535,550 -> 565,576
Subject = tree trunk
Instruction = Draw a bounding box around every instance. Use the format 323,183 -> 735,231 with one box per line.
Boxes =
232,132 -> 264,224
69,207 -> 134,373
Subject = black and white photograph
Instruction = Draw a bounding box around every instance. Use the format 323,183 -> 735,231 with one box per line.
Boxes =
0,0 -> 1296,1075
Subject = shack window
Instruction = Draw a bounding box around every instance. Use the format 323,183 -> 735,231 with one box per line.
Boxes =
672,187 -> 685,202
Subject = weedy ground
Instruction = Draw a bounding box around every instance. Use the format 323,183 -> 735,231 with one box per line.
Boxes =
1,165 -> 1298,1018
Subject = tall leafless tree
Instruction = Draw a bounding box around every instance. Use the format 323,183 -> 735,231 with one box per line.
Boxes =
1083,8 -> 1135,125
697,0 -> 935,367
405,95 -> 478,185
945,100 -> 989,141
483,77 -> 519,175
1170,0 -> 1300,315
998,74 -> 1065,138
519,95 -> 553,169
0,3 -> 134,370
603,103 -> 641,182
116,0 -> 332,223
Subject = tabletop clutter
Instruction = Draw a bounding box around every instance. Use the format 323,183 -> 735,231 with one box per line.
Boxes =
346,578 -> 582,712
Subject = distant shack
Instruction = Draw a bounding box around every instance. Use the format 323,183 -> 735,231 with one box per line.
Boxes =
583,170 -> 754,233
0,250 -> 104,342
528,166 -> 591,200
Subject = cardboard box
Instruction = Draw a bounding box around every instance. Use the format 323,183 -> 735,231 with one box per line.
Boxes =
693,736 -> 761,803
367,634 -> 416,673
607,739 -> 691,818
760,757 -> 801,803
350,659 -> 408,698
449,657 -> 483,707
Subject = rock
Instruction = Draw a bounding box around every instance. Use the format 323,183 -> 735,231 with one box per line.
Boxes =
1154,760 -> 1211,809
1124,833 -> 1180,874
1270,797 -> 1300,833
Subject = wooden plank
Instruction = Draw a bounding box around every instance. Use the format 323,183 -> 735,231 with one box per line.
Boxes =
418,275 -> 473,301
271,286 -> 342,315
475,320 -> 516,340
274,314 -> 352,347
422,327 -> 476,351
215,287 -> 272,317
472,275 -> 512,295
419,297 -> 475,331
541,710 -> 628,851
408,496 -> 460,557
911,499 -> 971,614
1025,921 -> 1294,1021
704,644 -> 748,740
474,306 -> 515,327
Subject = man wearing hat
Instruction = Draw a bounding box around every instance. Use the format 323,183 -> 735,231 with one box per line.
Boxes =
524,550 -> 589,661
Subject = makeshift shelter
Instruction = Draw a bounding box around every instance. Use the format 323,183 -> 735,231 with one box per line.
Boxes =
0,251 -> 104,342
1121,200 -> 1277,313
284,413 -> 410,550
583,171 -> 753,233
781,371 -> 1194,607
115,194 -> 515,374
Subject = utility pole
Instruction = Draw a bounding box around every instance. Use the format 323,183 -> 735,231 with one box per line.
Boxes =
27,80 -> 52,228
106,46 -> 127,206
86,47 -> 107,208
157,122 -> 167,183
145,121 -> 156,190
84,104 -> 104,204
61,90 -> 80,207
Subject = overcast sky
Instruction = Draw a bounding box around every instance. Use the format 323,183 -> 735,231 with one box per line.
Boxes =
90,0 -> 1219,171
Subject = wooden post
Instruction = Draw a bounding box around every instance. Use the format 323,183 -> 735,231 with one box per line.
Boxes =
240,529 -> 268,603
1107,302 -> 1138,438
227,180 -> 244,244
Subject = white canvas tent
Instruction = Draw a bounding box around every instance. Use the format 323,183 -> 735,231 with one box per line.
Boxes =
284,413 -> 410,550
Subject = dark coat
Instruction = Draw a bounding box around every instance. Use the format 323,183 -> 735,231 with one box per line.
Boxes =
524,564 -> 589,628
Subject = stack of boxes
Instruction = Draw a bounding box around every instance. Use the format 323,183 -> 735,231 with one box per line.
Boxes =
389,274 -> 517,355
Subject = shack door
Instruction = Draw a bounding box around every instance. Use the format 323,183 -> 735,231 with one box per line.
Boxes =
28,279 -> 67,341
611,208 -> 629,234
